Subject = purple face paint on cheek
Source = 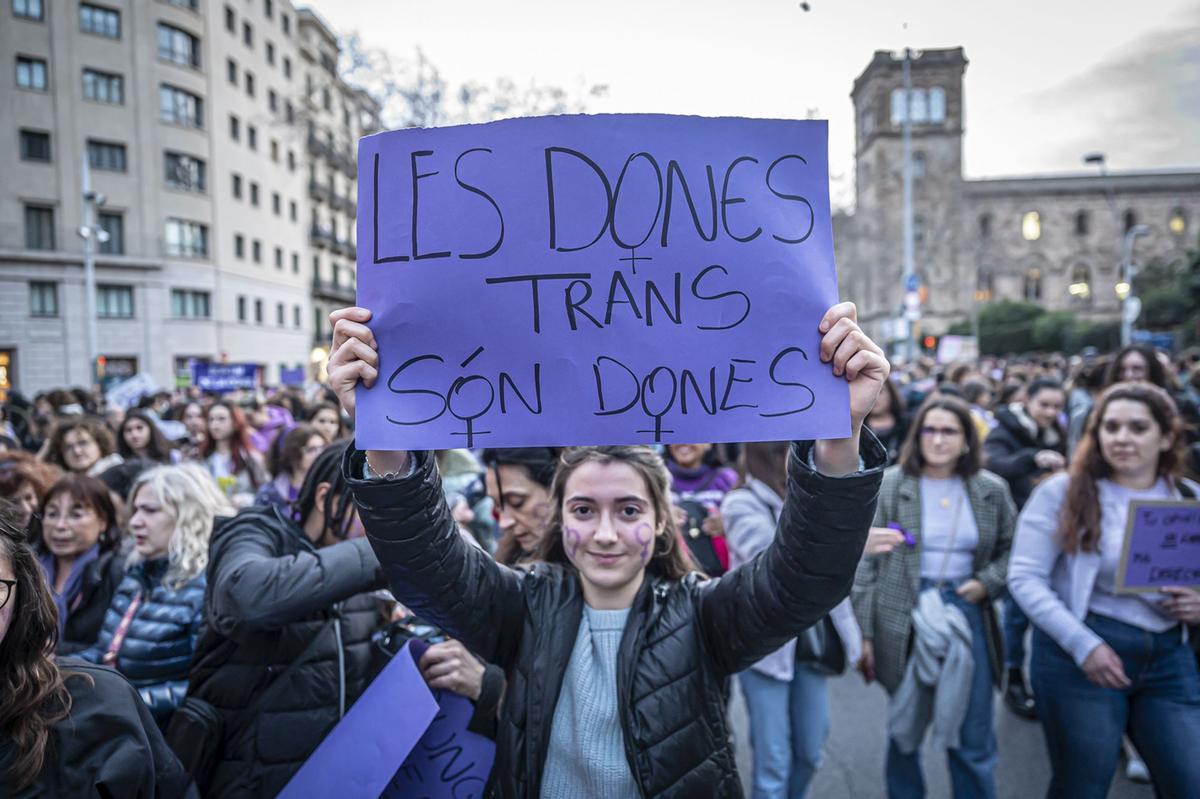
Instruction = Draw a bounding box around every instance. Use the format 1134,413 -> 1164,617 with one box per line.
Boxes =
632,523 -> 653,562
565,527 -> 582,560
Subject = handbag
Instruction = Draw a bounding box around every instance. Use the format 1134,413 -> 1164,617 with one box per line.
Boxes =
794,614 -> 847,676
165,620 -> 335,793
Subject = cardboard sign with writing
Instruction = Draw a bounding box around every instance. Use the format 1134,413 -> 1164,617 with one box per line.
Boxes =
1116,500 -> 1200,593
355,114 -> 848,449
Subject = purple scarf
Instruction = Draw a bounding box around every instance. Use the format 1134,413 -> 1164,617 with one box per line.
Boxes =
39,544 -> 101,640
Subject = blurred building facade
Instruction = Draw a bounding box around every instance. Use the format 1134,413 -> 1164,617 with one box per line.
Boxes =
0,0 -> 379,394
837,47 -> 1200,345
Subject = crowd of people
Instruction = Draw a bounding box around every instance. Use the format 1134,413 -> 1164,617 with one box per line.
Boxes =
1,308 -> 1199,798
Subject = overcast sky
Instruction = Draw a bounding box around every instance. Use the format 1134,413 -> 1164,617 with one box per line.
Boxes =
315,0 -> 1200,208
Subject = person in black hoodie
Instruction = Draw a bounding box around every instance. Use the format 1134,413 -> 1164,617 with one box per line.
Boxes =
183,441 -> 386,798
0,509 -> 195,797
983,376 -> 1067,720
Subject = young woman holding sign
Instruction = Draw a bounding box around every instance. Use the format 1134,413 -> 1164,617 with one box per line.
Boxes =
327,301 -> 889,798
1008,382 -> 1200,798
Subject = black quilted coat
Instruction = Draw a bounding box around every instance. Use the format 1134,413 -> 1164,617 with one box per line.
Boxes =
186,506 -> 386,798
346,437 -> 885,798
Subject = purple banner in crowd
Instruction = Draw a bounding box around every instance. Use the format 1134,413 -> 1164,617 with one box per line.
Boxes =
1117,500 -> 1200,592
354,114 -> 848,449
192,362 -> 259,393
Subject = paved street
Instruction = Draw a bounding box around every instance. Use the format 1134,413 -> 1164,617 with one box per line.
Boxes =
729,673 -> 1155,799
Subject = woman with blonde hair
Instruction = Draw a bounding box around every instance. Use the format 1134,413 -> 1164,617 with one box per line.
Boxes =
80,463 -> 233,727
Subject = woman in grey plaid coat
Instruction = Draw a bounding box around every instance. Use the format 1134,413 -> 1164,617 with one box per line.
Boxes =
852,393 -> 1017,799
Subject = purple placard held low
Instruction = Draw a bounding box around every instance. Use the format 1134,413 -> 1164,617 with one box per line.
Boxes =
354,114 -> 849,449
1116,500 -> 1200,593
277,639 -> 439,799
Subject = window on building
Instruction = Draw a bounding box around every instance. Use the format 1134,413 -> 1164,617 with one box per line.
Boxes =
254,299 -> 263,324
171,289 -> 210,318
237,295 -> 246,321
157,23 -> 201,68
293,304 -> 301,327
225,6 -> 235,32
291,252 -> 299,273
276,302 -> 284,326
159,85 -> 203,127
86,139 -> 126,171
322,86 -> 331,111
244,71 -> 254,97
287,149 -> 295,171
252,239 -> 261,263
13,0 -> 43,20
1123,209 -> 1138,232
928,87 -> 946,123
16,56 -> 47,91
289,200 -> 297,221
1169,207 -> 1187,236
226,58 -> 237,84
19,129 -> 50,162
80,3 -> 120,38
164,151 -> 206,192
24,204 -> 54,250
861,109 -> 874,137
97,211 -> 123,254
232,173 -> 242,198
272,192 -> 281,215
268,88 -> 277,111
242,20 -> 252,47
234,233 -> 244,258
247,125 -> 257,150
1023,268 -> 1042,301
979,213 -> 992,239
1073,210 -> 1089,236
164,218 -> 208,257
274,246 -> 283,268
1021,211 -> 1041,241
97,285 -> 134,318
270,139 -> 279,162
249,182 -> 259,206
229,114 -> 240,140
282,56 -> 291,79
285,100 -> 294,123
908,90 -> 928,124
266,41 -> 275,65
264,0 -> 273,18
281,13 -> 290,35
30,281 -> 58,316
83,68 -> 123,103
1068,264 -> 1091,303
165,0 -> 198,8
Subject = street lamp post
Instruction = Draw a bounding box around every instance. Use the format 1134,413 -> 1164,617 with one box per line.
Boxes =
77,154 -> 109,389
1119,224 -> 1151,347
900,48 -> 917,363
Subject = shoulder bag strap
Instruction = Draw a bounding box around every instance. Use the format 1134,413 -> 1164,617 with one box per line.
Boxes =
102,589 -> 144,665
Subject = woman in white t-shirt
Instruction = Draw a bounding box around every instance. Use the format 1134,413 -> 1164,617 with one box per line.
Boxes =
1009,381 -> 1200,798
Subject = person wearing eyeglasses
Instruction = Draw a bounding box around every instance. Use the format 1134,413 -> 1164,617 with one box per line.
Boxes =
253,424 -> 330,512
0,509 -> 196,797
853,394 -> 1017,799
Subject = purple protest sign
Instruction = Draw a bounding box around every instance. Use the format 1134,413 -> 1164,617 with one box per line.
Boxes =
277,639 -> 439,799
355,114 -> 848,449
1116,500 -> 1200,592
382,648 -> 495,798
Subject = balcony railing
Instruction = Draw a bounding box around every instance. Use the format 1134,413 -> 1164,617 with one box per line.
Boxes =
308,180 -> 334,204
309,225 -> 335,249
312,276 -> 355,304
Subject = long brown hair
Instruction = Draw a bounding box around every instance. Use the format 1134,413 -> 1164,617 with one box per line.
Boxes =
1059,382 -> 1187,553
199,401 -> 262,488
897,394 -> 982,478
537,446 -> 694,580
0,507 -> 74,790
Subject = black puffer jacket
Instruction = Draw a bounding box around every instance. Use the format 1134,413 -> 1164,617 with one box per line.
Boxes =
186,506 -> 386,798
984,405 -> 1067,509
57,548 -> 126,654
346,437 -> 885,798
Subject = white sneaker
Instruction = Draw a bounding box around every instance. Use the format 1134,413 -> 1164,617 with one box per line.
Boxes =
1125,756 -> 1151,784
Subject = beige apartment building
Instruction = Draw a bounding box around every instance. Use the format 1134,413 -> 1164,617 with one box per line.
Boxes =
0,0 -> 379,396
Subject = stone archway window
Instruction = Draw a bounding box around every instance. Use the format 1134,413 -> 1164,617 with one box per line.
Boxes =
928,87 -> 946,123
1023,268 -> 1042,301
1068,264 -> 1091,303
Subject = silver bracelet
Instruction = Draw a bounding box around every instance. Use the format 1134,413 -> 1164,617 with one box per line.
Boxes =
365,454 -> 403,481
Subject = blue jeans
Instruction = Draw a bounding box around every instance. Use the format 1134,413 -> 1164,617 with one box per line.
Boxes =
738,665 -> 829,799
1030,613 -> 1200,799
1002,594 -> 1029,670
886,582 -> 997,799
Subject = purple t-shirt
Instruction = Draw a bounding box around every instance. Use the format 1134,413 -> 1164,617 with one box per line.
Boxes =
668,463 -> 739,509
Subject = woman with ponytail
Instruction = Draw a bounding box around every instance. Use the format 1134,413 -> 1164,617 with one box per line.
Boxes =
0,508 -> 193,796
1009,382 -> 1200,797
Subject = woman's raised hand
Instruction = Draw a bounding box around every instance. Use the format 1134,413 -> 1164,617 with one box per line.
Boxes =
326,307 -> 379,422
818,301 -> 889,431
